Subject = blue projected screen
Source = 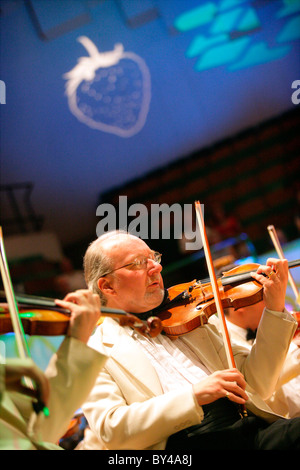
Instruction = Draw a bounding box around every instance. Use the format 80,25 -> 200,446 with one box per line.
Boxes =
172,0 -> 300,71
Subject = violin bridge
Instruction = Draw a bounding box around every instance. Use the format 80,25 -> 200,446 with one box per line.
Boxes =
199,312 -> 209,326
197,282 -> 207,303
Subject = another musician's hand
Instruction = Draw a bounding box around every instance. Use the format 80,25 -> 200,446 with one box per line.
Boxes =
251,258 -> 288,312
192,368 -> 248,406
55,289 -> 101,343
5,357 -> 50,406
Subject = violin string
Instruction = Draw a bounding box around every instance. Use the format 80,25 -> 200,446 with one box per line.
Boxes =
201,259 -> 300,287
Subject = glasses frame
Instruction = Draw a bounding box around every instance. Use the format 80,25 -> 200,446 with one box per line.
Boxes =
101,251 -> 162,277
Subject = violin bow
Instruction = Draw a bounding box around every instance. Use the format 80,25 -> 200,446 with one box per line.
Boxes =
0,227 -> 48,418
267,225 -> 300,307
194,202 -> 247,417
0,227 -> 31,364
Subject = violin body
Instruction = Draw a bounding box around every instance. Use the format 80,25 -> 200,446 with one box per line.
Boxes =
158,263 -> 279,338
0,299 -> 163,338
0,307 -> 70,336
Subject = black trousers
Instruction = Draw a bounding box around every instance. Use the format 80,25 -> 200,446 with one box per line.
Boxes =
166,398 -> 300,450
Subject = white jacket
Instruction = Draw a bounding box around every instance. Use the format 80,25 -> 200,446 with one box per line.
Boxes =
80,308 -> 297,450
0,337 -> 107,450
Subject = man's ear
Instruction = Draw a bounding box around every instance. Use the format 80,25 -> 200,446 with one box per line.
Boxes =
97,277 -> 116,299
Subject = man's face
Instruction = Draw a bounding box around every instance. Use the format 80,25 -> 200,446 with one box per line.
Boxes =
98,235 -> 165,314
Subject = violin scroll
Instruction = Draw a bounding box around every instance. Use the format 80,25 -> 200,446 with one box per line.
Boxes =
145,316 -> 163,337
106,310 -> 162,337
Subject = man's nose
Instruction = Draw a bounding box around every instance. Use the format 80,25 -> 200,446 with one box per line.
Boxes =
147,258 -> 162,274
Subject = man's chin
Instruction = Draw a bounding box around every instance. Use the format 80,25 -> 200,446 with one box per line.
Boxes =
145,288 -> 165,308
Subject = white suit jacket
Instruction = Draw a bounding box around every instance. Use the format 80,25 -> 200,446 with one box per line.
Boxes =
80,308 -> 297,450
211,317 -> 300,417
0,337 -> 107,450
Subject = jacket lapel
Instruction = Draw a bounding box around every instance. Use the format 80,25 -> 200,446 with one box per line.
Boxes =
180,324 -> 228,372
99,319 -> 231,395
101,318 -> 163,396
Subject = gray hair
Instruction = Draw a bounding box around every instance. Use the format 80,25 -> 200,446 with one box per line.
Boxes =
83,230 -> 131,305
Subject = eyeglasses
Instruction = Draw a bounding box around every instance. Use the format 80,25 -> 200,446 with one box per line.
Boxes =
101,251 -> 162,277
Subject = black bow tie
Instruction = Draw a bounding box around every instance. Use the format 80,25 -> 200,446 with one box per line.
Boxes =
246,328 -> 257,341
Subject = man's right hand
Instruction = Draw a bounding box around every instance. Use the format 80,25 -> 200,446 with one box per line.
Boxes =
192,368 -> 248,406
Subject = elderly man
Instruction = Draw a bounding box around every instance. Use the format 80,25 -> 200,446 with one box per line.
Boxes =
79,230 -> 299,450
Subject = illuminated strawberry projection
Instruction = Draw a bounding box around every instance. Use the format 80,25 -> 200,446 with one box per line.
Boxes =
64,36 -> 151,137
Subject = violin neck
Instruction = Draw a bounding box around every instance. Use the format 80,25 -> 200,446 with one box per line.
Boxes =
0,290 -> 128,317
288,259 -> 300,269
221,272 -> 252,287
221,259 -> 300,288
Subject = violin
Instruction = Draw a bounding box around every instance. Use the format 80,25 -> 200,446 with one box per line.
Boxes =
155,259 -> 300,339
0,291 -> 163,338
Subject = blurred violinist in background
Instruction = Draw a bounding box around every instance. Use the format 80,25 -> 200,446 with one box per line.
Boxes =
210,299 -> 300,419
0,289 -> 107,450
210,202 -> 242,240
178,202 -> 251,263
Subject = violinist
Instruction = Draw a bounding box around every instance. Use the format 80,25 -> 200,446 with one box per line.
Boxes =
212,300 -> 300,418
0,289 -> 107,450
78,230 -> 300,450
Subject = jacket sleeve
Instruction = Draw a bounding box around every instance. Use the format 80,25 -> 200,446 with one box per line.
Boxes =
276,345 -> 300,387
236,308 -> 297,400
38,336 -> 107,443
0,362 -> 4,409
82,365 -> 203,450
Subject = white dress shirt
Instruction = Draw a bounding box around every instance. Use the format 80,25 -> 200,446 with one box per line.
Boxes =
129,328 -> 210,393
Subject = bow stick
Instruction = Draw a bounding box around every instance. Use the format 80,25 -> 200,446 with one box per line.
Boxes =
0,227 -> 31,363
267,225 -> 300,307
195,201 -> 247,417
0,227 -> 48,417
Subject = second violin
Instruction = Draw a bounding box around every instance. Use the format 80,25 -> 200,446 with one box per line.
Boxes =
155,259 -> 300,339
0,291 -> 162,338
